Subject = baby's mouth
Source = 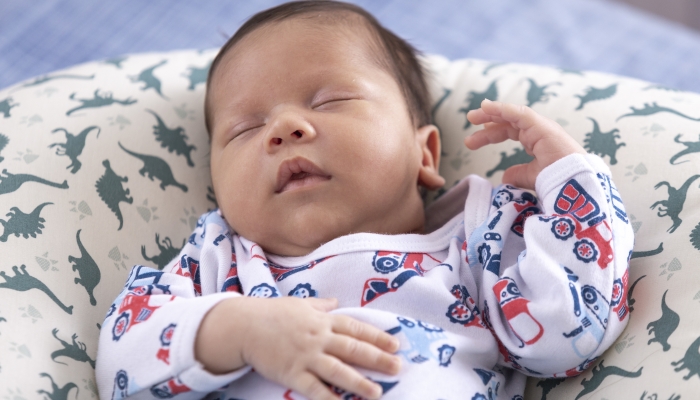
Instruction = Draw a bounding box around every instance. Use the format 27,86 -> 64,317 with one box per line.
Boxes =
275,157 -> 331,193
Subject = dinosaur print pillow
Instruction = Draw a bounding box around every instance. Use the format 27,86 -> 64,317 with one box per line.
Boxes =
0,50 -> 698,399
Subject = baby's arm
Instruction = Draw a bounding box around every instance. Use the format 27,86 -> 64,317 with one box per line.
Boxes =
98,268 -> 399,400
465,99 -> 586,189
462,100 -> 633,376
196,296 -> 401,400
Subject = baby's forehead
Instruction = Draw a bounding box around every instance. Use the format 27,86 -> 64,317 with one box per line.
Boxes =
222,15 -> 386,76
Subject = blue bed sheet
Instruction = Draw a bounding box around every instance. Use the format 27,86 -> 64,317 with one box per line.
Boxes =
1,0 -> 700,92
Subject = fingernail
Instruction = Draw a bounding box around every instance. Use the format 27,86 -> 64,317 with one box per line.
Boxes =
391,338 -> 400,351
391,356 -> 402,373
372,383 -> 383,397
483,98 -> 492,103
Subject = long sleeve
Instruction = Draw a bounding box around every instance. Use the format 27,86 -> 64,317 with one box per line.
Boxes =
96,211 -> 250,400
463,153 -> 634,377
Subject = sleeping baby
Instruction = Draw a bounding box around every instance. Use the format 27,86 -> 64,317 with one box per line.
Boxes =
96,1 -> 634,399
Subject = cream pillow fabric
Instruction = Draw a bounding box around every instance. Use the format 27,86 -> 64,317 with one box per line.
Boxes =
0,50 -> 698,399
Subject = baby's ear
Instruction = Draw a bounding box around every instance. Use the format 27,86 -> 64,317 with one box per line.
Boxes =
416,124 -> 446,190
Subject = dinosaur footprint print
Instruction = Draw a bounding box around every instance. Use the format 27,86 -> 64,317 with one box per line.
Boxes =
35,252 -> 59,272
107,246 -> 129,270
136,199 -> 159,222
625,164 -> 647,182
69,200 -> 92,220
658,258 -> 682,280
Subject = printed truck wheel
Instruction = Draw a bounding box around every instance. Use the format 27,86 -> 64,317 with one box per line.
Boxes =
112,312 -> 130,341
160,323 -> 176,346
447,301 -> 474,324
552,217 -> 575,240
374,255 -> 401,273
574,239 -> 599,263
115,370 -> 128,390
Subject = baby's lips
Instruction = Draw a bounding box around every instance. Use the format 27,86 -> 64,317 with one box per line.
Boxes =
275,156 -> 330,193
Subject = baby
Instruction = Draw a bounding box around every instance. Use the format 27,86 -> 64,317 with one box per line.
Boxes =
96,1 -> 634,399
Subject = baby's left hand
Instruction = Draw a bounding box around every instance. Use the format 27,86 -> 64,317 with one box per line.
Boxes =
464,99 -> 586,189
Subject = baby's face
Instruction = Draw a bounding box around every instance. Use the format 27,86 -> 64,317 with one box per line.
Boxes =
208,18 -> 440,256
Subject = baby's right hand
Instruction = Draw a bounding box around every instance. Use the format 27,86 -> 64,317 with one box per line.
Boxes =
197,296 -> 401,400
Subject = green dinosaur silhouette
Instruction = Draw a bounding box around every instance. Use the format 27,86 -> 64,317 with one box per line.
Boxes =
0,133 -> 8,163
647,290 -> 679,351
669,133 -> 700,165
575,84 -> 617,111
145,109 -> 197,167
141,233 -> 185,270
0,202 -> 52,242
486,147 -> 534,177
639,391 -> 681,400
95,159 -> 133,230
482,62 -> 506,75
104,56 -> 127,68
0,97 -> 18,118
459,80 -> 498,129
536,377 -> 565,400
642,84 -> 683,92
671,335 -> 700,380
575,360 -> 643,399
37,372 -> 79,400
50,328 -> 95,368
69,229 -> 101,306
184,61 -> 211,90
631,243 -> 663,259
0,265 -> 73,314
49,126 -> 100,174
0,169 -> 68,196
118,142 -> 188,192
559,68 -> 583,75
525,78 -> 561,107
650,175 -> 700,233
130,60 -> 168,98
16,73 -> 94,89
616,102 -> 700,122
583,118 -> 625,165
628,274 -> 645,313
66,90 -> 136,116
691,222 -> 700,251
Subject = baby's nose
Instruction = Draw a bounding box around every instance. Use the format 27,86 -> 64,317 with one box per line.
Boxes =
271,130 -> 305,145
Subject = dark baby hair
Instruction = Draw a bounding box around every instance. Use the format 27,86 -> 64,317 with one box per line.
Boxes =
204,0 -> 432,133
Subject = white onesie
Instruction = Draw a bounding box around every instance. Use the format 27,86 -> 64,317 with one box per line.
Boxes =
96,154 -> 634,400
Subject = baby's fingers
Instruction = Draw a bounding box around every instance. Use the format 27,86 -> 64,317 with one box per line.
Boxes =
292,371 -> 342,400
311,356 -> 383,400
332,315 -> 400,354
464,122 -> 521,150
326,334 -> 401,376
477,99 -> 538,131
